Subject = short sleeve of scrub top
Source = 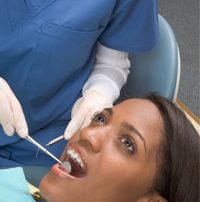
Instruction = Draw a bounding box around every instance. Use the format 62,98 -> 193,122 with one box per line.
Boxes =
99,0 -> 159,53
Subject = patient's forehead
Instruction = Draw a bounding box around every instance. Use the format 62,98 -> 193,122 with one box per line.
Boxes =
113,98 -> 163,128
113,98 -> 160,118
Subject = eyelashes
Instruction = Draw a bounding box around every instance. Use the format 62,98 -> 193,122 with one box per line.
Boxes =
91,112 -> 106,125
120,135 -> 137,154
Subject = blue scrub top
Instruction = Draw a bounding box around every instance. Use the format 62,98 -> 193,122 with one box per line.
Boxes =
0,0 -> 159,167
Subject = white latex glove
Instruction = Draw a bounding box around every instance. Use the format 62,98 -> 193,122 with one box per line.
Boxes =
0,77 -> 28,138
64,89 -> 112,140
63,43 -> 130,140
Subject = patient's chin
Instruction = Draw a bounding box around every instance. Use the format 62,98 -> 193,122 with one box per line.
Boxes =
39,174 -> 65,202
39,175 -> 56,202
39,176 -> 48,200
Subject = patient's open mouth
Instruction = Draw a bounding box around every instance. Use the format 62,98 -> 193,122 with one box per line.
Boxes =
64,150 -> 86,177
51,146 -> 87,179
60,148 -> 87,178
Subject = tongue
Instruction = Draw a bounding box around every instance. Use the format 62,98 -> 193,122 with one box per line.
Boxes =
69,159 -> 86,178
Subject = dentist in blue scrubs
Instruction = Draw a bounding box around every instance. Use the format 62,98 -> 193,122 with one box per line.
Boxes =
0,0 -> 159,167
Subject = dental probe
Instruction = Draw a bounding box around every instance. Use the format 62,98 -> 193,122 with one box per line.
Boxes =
46,135 -> 64,146
25,135 -> 62,164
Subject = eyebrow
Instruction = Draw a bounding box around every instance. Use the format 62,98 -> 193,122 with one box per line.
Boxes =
121,122 -> 147,153
104,108 -> 113,116
103,108 -> 147,153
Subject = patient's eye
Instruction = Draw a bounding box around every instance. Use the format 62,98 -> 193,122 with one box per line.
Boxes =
121,136 -> 136,154
91,113 -> 106,126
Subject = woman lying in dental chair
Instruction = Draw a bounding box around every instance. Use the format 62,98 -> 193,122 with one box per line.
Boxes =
0,94 -> 199,202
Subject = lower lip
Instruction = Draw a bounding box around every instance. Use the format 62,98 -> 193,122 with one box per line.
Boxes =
51,164 -> 76,180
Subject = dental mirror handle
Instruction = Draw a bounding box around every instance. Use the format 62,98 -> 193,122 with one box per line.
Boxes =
25,135 -> 62,164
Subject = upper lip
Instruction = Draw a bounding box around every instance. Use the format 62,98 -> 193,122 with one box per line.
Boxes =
62,142 -> 88,173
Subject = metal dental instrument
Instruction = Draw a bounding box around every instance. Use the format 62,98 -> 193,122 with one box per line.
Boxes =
46,135 -> 64,146
25,135 -> 62,164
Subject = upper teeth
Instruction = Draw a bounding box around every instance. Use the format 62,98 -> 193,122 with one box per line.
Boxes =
67,149 -> 84,169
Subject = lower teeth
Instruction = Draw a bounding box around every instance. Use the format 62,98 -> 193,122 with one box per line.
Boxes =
60,161 -> 72,173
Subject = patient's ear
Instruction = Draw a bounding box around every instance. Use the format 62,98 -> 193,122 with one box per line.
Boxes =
136,192 -> 168,202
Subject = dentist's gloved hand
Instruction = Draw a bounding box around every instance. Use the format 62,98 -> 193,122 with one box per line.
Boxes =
63,43 -> 130,140
0,77 -> 28,138
64,89 -> 112,140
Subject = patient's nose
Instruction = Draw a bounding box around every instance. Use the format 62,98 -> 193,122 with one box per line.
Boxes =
79,127 -> 109,153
